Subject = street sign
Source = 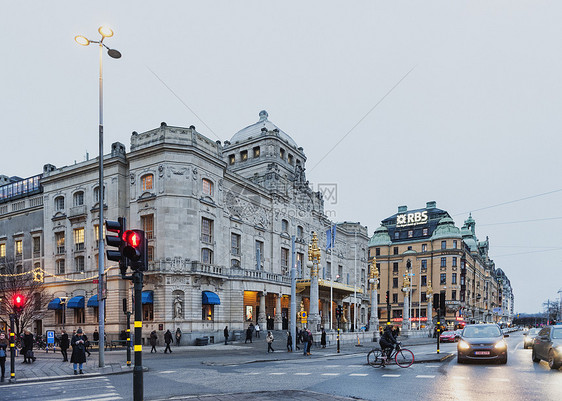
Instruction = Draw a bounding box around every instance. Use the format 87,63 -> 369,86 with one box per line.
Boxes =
46,330 -> 55,344
93,279 -> 99,284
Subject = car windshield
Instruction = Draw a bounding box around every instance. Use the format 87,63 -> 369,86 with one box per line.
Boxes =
442,331 -> 454,335
463,325 -> 501,338
552,328 -> 562,339
529,328 -> 540,335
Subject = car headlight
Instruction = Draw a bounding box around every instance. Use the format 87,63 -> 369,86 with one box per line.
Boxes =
495,340 -> 507,349
458,340 -> 470,350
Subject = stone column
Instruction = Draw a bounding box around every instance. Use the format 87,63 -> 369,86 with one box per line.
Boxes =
426,282 -> 434,337
307,232 -> 321,333
345,303 -> 351,332
258,292 -> 267,328
274,294 -> 282,330
369,259 -> 380,339
402,292 -> 410,332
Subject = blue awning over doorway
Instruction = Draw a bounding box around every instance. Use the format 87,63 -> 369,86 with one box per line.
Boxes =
202,291 -> 220,305
87,294 -> 99,307
67,296 -> 85,309
141,291 -> 153,305
48,298 -> 63,310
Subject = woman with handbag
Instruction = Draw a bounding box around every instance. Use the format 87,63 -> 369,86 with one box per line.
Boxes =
0,331 -> 8,382
70,328 -> 87,375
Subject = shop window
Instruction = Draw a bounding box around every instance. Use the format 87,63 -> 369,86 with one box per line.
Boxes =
143,304 -> 154,321
202,304 -> 214,321
141,174 -> 153,191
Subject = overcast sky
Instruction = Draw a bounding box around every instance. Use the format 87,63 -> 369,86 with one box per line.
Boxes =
2,1 -> 561,314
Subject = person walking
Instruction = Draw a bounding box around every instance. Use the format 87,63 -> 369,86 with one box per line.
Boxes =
60,330 -> 69,362
295,328 -> 301,350
150,330 -> 158,353
93,328 -> 99,344
70,328 -> 87,375
286,331 -> 293,352
302,329 -> 309,355
224,326 -> 229,345
22,329 -> 35,363
245,326 -> 253,343
175,328 -> 182,346
321,328 -> 327,348
266,331 -> 274,353
255,324 -> 260,338
164,329 -> 173,353
306,329 -> 313,356
0,332 -> 8,382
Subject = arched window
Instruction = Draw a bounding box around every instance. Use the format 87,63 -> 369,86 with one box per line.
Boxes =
73,191 -> 84,206
142,174 -> 154,191
281,219 -> 289,233
54,196 -> 65,211
201,248 -> 213,264
202,178 -> 213,196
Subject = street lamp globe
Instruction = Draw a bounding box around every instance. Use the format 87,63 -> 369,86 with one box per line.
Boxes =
75,35 -> 90,46
306,260 -> 313,268
98,25 -> 114,38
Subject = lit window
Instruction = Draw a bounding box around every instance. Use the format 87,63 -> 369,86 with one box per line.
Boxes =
73,191 -> 84,206
202,304 -> 214,321
229,154 -> 235,165
15,240 -> 23,257
288,154 -> 294,165
253,147 -> 260,158
94,224 -> 106,248
240,150 -> 248,161
280,148 -> 285,159
143,304 -> 153,321
74,228 -> 85,252
55,232 -> 65,254
0,243 -> 5,258
202,179 -> 213,196
141,214 -> 154,240
422,228 -> 428,236
55,196 -> 65,211
142,174 -> 153,191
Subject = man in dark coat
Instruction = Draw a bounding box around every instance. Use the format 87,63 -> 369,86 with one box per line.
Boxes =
302,329 -> 309,356
320,328 -> 327,348
164,329 -> 173,353
306,329 -> 313,355
22,329 -> 35,363
245,326 -> 253,343
175,328 -> 182,346
70,328 -> 87,374
380,325 -> 397,361
224,326 -> 229,345
60,330 -> 69,362
150,331 -> 158,353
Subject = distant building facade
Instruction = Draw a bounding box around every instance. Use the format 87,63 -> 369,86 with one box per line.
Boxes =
0,111 -> 370,342
369,202 -> 513,329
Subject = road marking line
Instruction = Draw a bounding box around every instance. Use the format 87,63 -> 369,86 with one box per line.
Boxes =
321,373 -> 340,376
84,397 -> 122,401
325,365 -> 341,368
245,372 -> 260,375
55,394 -> 121,401
347,365 -> 364,368
349,373 -> 369,377
159,370 -> 177,374
0,376 -> 105,389
269,372 -> 286,375
294,372 -> 312,375
425,365 -> 440,368
416,375 -> 436,378
382,374 -> 401,377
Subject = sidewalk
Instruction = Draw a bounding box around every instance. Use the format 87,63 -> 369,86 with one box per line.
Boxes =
0,332 -> 452,385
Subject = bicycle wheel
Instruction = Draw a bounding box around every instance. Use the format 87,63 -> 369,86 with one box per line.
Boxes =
367,349 -> 384,368
395,348 -> 414,368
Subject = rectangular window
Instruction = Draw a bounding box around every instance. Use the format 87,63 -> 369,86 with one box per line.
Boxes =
74,228 -> 84,252
422,244 -> 427,252
453,240 -> 458,249
452,290 -> 457,300
281,219 -> 289,233
452,273 -> 457,284
440,257 -> 446,267
326,261 -> 331,278
94,224 -> 106,248
75,256 -> 85,273
393,247 -> 399,255
393,277 -> 398,288
256,241 -> 265,270
338,265 -> 343,279
240,150 -> 248,161
421,292 -> 427,301
148,246 -> 154,262
15,240 -> 23,257
421,260 -> 427,270
55,232 -> 65,254
440,273 -> 447,285
394,232 -> 399,239
201,218 -> 213,243
422,228 -> 428,236
441,240 -> 446,250
74,308 -> 85,324
392,293 -> 398,303
280,148 -> 285,159
375,248 -> 380,256
74,192 -> 84,206
142,175 -> 153,191
55,309 -> 63,325
253,146 -> 260,158
297,225 -> 304,238
297,252 -> 304,276
231,233 -> 241,255
143,304 -> 154,321
288,154 -> 294,164
421,275 -> 427,286
281,248 -> 289,274
141,214 -> 154,240
33,237 -> 41,258
202,305 -> 214,321
408,230 -> 413,238
56,259 -> 65,275
0,243 -> 5,258
452,257 -> 457,267
202,179 -> 213,196
229,154 -> 235,165
201,248 -> 213,264
393,262 -> 398,273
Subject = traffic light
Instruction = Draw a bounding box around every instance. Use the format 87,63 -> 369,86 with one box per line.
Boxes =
13,293 -> 25,314
335,305 -> 343,320
123,229 -> 147,271
106,217 -> 127,276
386,290 -> 390,304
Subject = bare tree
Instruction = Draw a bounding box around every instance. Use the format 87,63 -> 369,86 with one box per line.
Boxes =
0,257 -> 48,336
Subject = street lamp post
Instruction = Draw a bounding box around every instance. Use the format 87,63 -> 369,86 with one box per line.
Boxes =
75,26 -> 121,369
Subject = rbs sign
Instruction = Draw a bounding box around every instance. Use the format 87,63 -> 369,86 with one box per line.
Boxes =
396,211 -> 428,227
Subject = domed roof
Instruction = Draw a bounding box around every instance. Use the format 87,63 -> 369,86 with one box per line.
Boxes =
230,110 -> 298,149
461,225 -> 477,251
369,226 -> 391,246
431,217 -> 461,240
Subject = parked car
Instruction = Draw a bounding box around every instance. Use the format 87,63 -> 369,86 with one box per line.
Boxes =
532,326 -> 562,370
523,328 -> 541,349
457,323 -> 508,364
440,331 -> 458,342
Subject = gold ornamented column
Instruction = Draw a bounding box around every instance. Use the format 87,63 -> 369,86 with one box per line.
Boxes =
368,257 -> 380,339
426,280 -> 434,335
402,271 -> 411,332
306,232 -> 321,332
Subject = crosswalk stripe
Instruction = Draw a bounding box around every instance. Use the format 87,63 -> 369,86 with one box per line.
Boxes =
347,365 -> 364,368
245,372 -> 260,375
416,375 -> 435,378
84,397 -> 122,401
382,374 -> 401,377
321,373 -> 340,376
349,373 -> 369,377
269,372 -> 286,375
425,365 -> 440,368
56,394 -> 121,401
160,370 -> 177,374
294,372 -> 312,375
325,365 -> 341,368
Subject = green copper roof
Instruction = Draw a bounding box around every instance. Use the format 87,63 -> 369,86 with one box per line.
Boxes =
431,217 -> 461,240
369,226 -> 391,246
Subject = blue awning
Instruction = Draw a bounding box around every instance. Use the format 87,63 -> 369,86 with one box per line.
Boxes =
67,296 -> 85,309
141,291 -> 153,305
87,294 -> 99,308
202,291 -> 220,305
48,298 -> 63,310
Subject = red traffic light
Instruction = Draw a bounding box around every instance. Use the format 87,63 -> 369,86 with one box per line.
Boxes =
124,230 -> 141,247
14,294 -> 25,307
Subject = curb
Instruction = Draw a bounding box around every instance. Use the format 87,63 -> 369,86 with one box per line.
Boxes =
1,366 -> 146,385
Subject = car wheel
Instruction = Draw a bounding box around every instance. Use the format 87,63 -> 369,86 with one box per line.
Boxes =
548,350 -> 561,370
499,355 -> 507,365
532,348 -> 540,363
457,355 -> 465,364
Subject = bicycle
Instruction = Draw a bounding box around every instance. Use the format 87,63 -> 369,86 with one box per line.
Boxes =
367,342 -> 414,368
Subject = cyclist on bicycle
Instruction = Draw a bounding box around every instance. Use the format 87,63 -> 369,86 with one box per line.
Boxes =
379,325 -> 397,360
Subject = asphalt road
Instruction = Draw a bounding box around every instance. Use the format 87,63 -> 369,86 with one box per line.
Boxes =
1,332 -> 560,401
